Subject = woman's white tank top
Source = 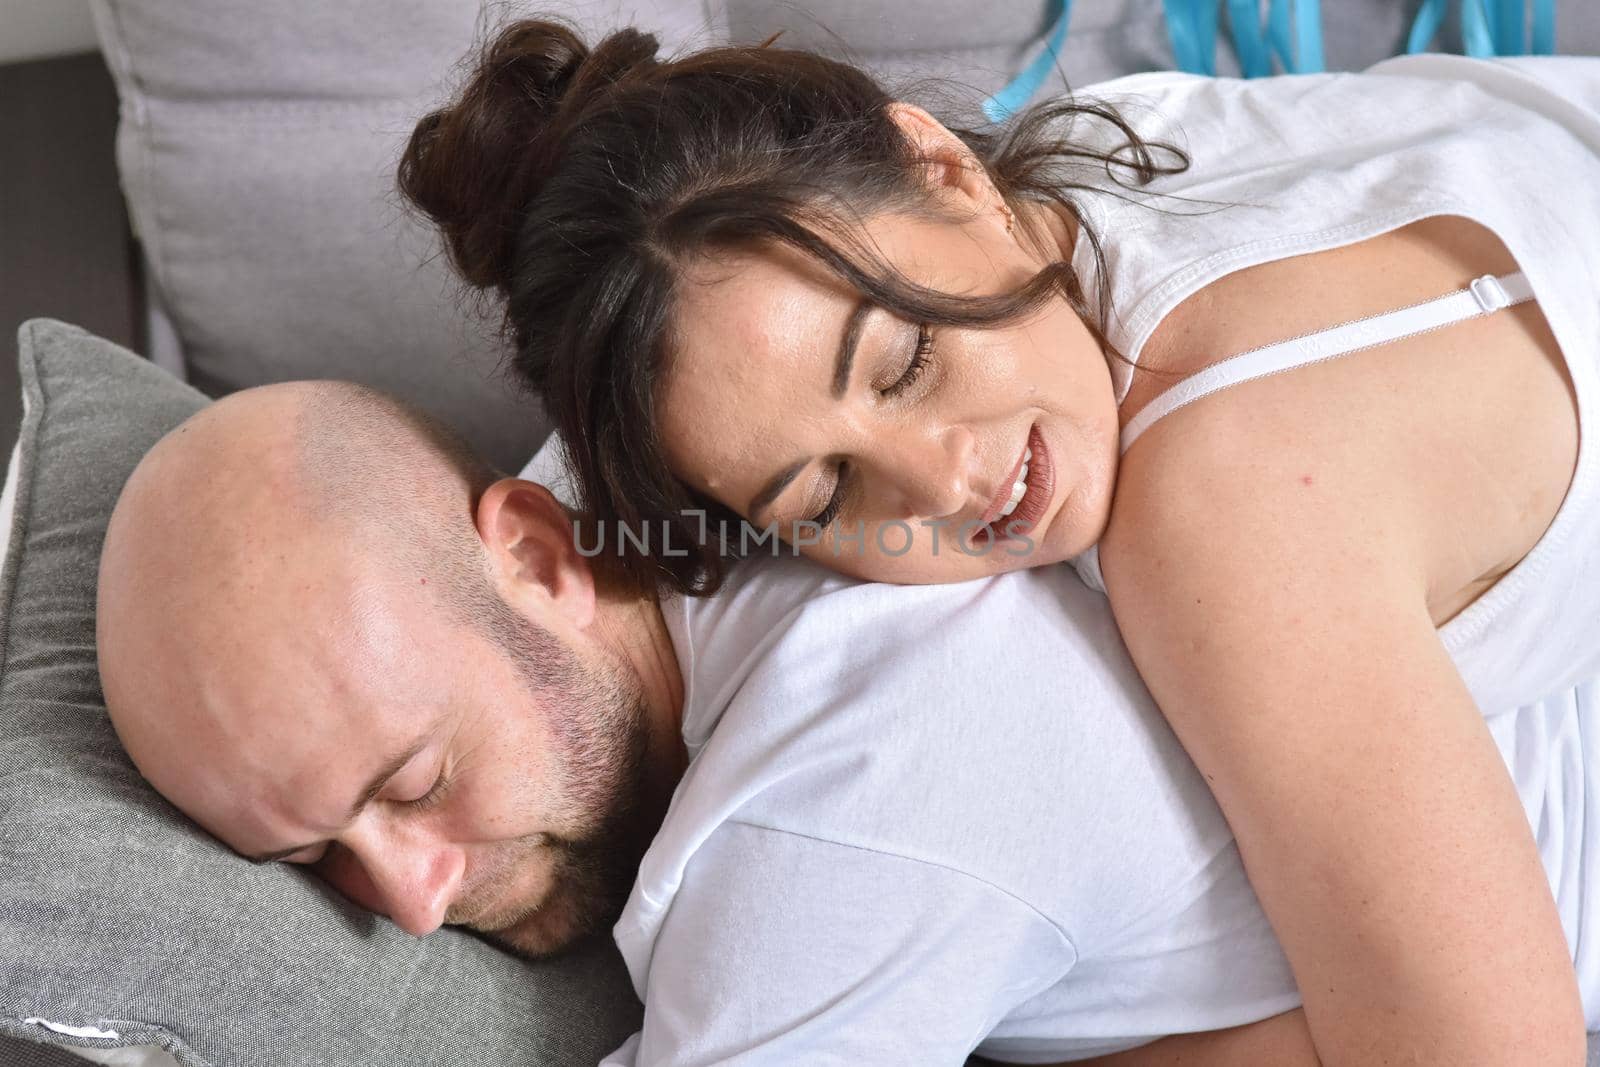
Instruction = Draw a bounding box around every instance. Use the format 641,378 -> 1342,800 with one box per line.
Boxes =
1061,53 -> 1600,1013
1066,53 -> 1600,715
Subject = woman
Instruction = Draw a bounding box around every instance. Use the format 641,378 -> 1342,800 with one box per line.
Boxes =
399,19 -> 1600,1065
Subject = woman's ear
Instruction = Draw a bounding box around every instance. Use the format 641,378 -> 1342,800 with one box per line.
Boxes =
474,478 -> 597,630
885,101 -> 998,212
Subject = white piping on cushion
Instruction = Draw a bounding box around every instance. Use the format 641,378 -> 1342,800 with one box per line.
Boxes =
62,1043 -> 183,1067
0,414 -> 25,591
23,1017 -> 184,1067
25,1018 -> 118,1040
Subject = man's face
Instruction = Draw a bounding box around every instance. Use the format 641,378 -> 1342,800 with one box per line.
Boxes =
121,552 -> 656,959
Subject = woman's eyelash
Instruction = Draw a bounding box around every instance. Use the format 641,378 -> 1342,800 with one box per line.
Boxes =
881,326 -> 934,398
809,461 -> 849,529
406,765 -> 454,812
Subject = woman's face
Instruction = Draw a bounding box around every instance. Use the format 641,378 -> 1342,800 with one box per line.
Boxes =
657,190 -> 1122,585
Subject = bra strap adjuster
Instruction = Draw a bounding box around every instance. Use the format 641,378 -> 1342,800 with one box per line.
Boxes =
1469,274 -> 1511,313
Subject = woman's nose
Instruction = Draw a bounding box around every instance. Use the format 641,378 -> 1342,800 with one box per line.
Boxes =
314,820 -> 466,938
885,425 -> 975,520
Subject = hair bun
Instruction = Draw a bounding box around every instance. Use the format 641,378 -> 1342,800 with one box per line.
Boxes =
397,20 -> 660,293
568,27 -> 660,105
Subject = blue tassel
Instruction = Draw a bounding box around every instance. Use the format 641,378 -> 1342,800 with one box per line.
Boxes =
1407,0 -> 1558,57
1290,0 -> 1325,71
1003,0 -> 1556,107
1533,0 -> 1557,53
1164,0 -> 1219,75
1462,0 -> 1498,57
1494,0 -> 1527,54
1226,0 -> 1273,77
983,0 -> 1074,123
1407,0 -> 1450,54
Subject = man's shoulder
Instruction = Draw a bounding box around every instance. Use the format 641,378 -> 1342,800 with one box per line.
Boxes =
662,555 -> 1182,860
670,556 -> 1141,752
685,555 -> 1150,718
623,558 -> 1239,1011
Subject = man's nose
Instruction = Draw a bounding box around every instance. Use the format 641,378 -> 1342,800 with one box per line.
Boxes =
883,424 -> 975,520
315,820 -> 466,938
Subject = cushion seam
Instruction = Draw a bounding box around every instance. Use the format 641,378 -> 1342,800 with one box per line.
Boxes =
0,1013 -> 204,1067
0,321 -> 48,682
91,1 -> 174,333
88,0 -> 148,127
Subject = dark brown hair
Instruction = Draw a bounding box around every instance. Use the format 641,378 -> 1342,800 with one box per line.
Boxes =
399,17 -> 1195,595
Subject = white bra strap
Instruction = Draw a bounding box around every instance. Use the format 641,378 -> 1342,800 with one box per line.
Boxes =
1120,270 -> 1535,453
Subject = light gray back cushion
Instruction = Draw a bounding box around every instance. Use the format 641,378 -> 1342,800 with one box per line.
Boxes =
91,0 -> 657,473
89,0 -> 1600,475
71,0 -> 1173,475
87,0 -> 1507,478
88,0 -> 726,473
0,320 -> 639,1066
83,0 -> 1165,479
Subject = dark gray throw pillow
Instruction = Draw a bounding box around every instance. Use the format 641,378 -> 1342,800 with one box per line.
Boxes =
0,321 -> 640,1066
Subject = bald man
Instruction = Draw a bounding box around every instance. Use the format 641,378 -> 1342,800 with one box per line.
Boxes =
95,383 -> 1595,1067
98,381 -> 687,958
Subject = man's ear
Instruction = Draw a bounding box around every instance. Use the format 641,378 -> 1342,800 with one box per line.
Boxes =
475,478 -> 596,630
885,101 -> 997,212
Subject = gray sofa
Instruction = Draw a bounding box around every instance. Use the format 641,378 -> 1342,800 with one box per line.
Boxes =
4,1 -> 1599,1065
89,0 -> 1600,471
90,0 -> 1500,474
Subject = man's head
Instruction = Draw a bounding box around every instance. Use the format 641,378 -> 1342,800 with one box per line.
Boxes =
97,382 -> 682,958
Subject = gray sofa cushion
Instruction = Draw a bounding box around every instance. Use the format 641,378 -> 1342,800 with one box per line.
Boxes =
0,320 -> 639,1067
82,0 -> 1153,479
89,0 -> 1600,477
69,0 -> 1291,476
88,0 -> 713,474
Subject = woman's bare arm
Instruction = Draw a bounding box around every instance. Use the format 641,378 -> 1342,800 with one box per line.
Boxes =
1099,426 -> 1585,1067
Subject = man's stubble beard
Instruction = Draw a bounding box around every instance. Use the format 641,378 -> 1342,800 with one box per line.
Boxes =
460,594 -> 663,959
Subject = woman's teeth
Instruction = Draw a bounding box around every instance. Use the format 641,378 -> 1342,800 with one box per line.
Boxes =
996,446 -> 1034,519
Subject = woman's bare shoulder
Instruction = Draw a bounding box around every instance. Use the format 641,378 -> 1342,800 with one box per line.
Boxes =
1097,375 -> 1424,616
1104,211 -> 1570,621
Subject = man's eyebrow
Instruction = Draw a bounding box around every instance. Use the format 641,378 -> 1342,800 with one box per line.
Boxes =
831,298 -> 873,399
241,735 -> 431,864
745,299 -> 874,519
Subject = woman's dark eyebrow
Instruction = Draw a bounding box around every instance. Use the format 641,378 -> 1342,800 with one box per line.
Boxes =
831,298 -> 873,398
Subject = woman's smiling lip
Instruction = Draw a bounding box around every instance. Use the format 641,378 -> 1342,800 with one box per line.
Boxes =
972,424 -> 1053,548
977,432 -> 1032,531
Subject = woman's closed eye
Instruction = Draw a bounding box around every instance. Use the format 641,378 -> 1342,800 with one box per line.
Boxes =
877,325 -> 934,398
800,326 -> 934,524
807,462 -> 850,529
799,326 -> 936,530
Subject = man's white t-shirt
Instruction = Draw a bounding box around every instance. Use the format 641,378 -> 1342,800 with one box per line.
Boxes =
606,556 -> 1304,1065
518,442 -> 1300,1063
